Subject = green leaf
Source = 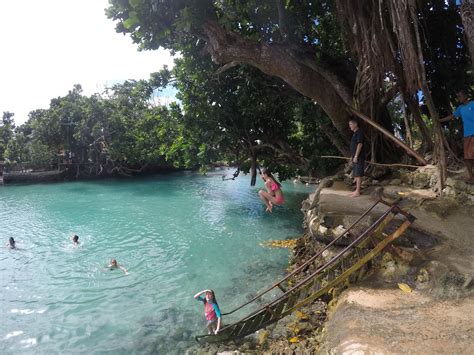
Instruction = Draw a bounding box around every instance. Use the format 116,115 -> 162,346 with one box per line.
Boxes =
123,17 -> 139,30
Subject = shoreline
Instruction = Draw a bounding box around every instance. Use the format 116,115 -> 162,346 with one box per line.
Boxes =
0,166 -> 188,186
188,169 -> 474,354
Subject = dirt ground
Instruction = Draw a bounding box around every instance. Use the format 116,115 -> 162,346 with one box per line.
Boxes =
317,183 -> 474,354
319,182 -> 474,276
321,287 -> 474,354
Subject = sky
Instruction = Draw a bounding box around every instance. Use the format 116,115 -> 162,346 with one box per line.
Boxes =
0,0 -> 175,125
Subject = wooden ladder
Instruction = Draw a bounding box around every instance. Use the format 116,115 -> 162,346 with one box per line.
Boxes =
195,200 -> 415,344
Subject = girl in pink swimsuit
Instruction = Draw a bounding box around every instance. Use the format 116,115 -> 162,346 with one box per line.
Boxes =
258,168 -> 285,213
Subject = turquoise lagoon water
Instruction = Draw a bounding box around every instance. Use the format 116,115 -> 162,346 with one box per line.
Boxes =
0,170 -> 313,353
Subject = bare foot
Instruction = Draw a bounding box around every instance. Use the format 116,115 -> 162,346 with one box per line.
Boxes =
351,191 -> 361,198
266,204 -> 273,213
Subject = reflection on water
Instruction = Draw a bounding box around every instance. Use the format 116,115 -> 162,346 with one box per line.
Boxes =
0,171 -> 314,353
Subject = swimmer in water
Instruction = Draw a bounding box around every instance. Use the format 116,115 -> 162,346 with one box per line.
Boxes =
71,235 -> 79,246
108,258 -> 128,274
6,237 -> 16,249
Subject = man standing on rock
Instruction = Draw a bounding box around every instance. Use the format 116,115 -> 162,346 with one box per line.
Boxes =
440,89 -> 474,184
349,118 -> 365,197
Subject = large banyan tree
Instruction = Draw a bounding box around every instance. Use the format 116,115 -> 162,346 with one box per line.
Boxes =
107,0 -> 471,188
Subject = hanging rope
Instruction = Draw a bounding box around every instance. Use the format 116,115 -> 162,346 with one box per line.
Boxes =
222,168 -> 240,181
318,155 -> 423,169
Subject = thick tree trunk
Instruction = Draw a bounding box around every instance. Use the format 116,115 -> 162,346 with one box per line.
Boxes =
460,0 -> 474,73
403,92 -> 434,153
319,122 -> 351,157
202,21 -> 426,166
423,86 -> 447,192
402,105 -> 413,148
202,21 -> 353,138
250,150 -> 257,186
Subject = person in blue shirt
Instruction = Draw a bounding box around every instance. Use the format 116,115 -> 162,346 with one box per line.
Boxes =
440,89 -> 474,183
194,289 -> 222,335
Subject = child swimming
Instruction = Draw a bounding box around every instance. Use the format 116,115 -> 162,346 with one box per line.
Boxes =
108,258 -> 128,274
6,237 -> 16,249
258,168 -> 285,213
194,289 -> 222,335
71,235 -> 79,246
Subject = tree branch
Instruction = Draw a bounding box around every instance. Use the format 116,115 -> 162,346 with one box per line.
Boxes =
214,61 -> 240,75
349,108 -> 428,165
201,20 -> 353,136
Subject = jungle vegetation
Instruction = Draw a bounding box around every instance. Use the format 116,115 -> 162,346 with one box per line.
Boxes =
1,0 -> 472,187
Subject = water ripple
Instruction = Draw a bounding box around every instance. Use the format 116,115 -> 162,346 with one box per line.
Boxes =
0,173 -> 313,353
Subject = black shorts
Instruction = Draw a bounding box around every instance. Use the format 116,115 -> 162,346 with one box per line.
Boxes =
352,160 -> 365,177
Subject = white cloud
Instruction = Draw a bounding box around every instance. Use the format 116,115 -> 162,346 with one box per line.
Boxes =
0,0 -> 175,125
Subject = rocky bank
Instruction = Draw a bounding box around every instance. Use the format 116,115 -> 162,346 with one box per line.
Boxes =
187,166 -> 474,354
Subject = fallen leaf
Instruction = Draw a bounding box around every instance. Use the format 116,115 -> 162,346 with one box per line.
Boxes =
398,283 -> 412,293
289,336 -> 299,343
295,311 -> 309,320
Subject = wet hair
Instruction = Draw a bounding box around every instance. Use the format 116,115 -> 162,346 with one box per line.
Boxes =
261,168 -> 281,188
9,237 -> 15,245
206,290 -> 218,305
110,258 -> 117,266
72,235 -> 79,242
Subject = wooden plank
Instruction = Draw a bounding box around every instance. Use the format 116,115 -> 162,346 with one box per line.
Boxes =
236,315 -> 259,338
283,293 -> 300,313
283,220 -> 413,316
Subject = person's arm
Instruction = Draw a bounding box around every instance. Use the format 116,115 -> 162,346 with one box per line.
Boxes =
439,114 -> 454,123
119,265 -> 128,274
213,304 -> 222,334
193,289 -> 210,300
215,316 -> 221,334
264,179 -> 273,193
353,143 -> 363,163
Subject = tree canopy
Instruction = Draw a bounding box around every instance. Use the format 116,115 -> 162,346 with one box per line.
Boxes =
2,0 -> 472,189
105,0 -> 472,189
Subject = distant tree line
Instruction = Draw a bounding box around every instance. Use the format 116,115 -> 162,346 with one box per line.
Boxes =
0,72 -> 340,181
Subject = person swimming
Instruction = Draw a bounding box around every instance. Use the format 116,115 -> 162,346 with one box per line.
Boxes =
108,258 -> 128,274
6,237 -> 16,249
258,168 -> 285,213
71,235 -> 79,246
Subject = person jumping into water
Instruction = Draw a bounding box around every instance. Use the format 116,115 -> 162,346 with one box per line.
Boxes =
258,168 -> 284,213
194,289 -> 222,335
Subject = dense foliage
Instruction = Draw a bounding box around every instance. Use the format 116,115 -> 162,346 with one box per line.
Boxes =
2,63 -> 340,180
1,83 -> 188,176
2,0 -> 472,185
106,0 -> 471,166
